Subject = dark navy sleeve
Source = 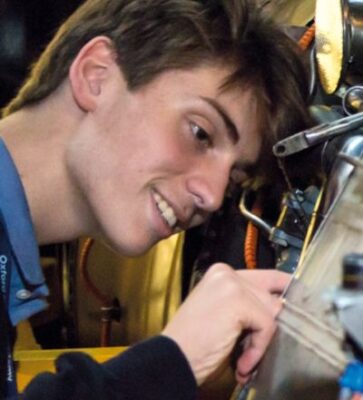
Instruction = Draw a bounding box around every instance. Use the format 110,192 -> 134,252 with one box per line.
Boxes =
22,336 -> 197,400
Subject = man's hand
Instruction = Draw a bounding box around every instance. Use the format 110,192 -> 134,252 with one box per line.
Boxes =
162,263 -> 291,385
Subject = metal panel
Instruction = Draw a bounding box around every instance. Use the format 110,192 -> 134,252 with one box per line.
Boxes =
235,164 -> 363,399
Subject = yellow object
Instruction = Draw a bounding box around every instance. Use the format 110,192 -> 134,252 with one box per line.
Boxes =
15,233 -> 185,391
315,0 -> 344,94
76,233 -> 185,345
246,388 -> 257,400
15,346 -> 127,393
295,183 -> 326,278
14,321 -> 41,351
262,0 -> 316,26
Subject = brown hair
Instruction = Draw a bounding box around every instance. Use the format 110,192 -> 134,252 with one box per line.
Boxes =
3,0 -> 311,182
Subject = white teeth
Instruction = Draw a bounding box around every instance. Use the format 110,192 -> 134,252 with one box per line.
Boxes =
162,208 -> 177,227
153,191 -> 177,228
158,200 -> 168,213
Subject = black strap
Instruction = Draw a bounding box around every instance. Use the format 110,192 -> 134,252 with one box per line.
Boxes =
0,212 -> 18,398
0,286 -> 9,396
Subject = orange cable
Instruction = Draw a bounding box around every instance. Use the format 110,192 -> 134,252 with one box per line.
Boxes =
243,25 -> 315,269
79,238 -> 112,306
298,23 -> 315,51
79,237 -> 113,346
244,198 -> 262,270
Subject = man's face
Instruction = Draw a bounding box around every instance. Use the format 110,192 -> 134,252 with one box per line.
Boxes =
67,65 -> 261,255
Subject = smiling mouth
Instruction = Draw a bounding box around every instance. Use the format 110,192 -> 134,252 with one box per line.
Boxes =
152,191 -> 178,230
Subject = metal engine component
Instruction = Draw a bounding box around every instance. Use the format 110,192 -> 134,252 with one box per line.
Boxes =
233,158 -> 363,400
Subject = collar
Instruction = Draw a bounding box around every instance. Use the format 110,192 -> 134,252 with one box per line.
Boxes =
0,137 -> 45,286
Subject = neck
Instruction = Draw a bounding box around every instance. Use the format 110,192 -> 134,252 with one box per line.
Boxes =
0,86 -> 95,244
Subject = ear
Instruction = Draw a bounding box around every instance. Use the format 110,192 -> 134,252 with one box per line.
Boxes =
69,36 -> 117,112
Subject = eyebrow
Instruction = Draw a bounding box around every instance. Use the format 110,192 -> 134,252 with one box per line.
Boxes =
201,96 -> 240,144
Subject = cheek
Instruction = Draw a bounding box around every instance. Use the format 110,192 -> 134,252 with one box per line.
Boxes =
93,111 -> 195,180
150,140 -> 192,174
66,125 -> 123,198
125,150 -> 186,181
131,128 -> 193,174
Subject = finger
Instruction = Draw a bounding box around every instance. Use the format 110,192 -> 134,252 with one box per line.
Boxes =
244,288 -> 284,318
235,371 -> 252,385
236,269 -> 292,294
235,316 -> 277,378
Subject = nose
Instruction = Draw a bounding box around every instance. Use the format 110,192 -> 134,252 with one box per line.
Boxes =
186,160 -> 230,212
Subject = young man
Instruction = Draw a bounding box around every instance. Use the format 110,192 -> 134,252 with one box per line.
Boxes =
0,0 -> 310,398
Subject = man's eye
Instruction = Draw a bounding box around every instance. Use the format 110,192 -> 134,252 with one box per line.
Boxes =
190,122 -> 212,147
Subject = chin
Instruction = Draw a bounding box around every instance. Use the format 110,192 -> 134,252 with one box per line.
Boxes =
96,218 -> 159,257
101,235 -> 155,258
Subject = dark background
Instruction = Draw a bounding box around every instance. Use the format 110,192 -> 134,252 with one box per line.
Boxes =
0,0 -> 84,108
